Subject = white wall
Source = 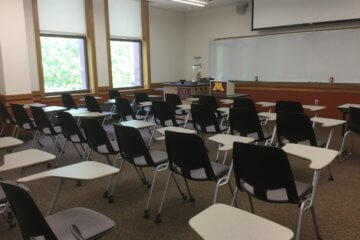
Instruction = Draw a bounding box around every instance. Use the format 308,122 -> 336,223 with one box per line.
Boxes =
0,44 -> 5,94
0,0 -> 32,95
149,7 -> 186,83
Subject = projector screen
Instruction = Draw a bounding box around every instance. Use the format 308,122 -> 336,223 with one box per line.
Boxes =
253,0 -> 360,30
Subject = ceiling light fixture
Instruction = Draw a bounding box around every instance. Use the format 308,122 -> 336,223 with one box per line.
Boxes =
171,0 -> 207,7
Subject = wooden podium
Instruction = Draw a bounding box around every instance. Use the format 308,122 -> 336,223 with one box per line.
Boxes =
210,81 -> 235,96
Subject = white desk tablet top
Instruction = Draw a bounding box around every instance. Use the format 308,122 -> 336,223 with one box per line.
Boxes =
148,95 -> 162,98
18,161 -> 119,183
189,204 -> 294,240
302,105 -> 326,112
120,120 -> 154,129
220,99 -> 234,105
282,143 -> 338,170
177,104 -> 191,111
75,111 -> 112,118
0,137 -> 23,150
217,107 -> 229,115
43,106 -> 67,113
107,99 -> 116,104
139,101 -> 152,107
186,98 -> 199,102
80,96 -> 102,101
337,103 -> 360,109
157,126 -> 196,135
311,117 -> 346,127
256,101 -> 276,108
209,134 -> 255,151
24,103 -> 47,109
258,112 -> 277,121
65,109 -> 89,116
0,149 -> 56,173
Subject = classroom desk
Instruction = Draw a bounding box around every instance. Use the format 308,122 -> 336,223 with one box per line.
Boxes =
119,120 -> 155,146
220,99 -> 234,105
79,96 -> 102,101
257,102 -> 326,113
185,98 -> 199,102
0,137 -> 23,150
17,161 -> 119,216
256,101 -> 276,108
208,134 -> 255,152
24,103 -> 47,109
311,117 -> 347,149
337,103 -> 360,135
0,149 -> 55,173
43,106 -> 67,113
189,203 -> 294,240
217,107 -> 229,115
155,126 -> 196,140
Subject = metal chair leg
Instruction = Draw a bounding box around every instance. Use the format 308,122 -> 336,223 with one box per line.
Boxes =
311,206 -> 322,240
227,181 -> 238,207
339,130 -> 352,162
248,194 -> 255,214
183,177 -> 195,202
155,171 -> 172,224
11,125 -> 18,137
0,124 -> 5,137
295,201 -> 306,240
171,175 -> 187,200
231,187 -> 239,207
107,158 -> 125,203
71,142 -> 83,160
55,139 -> 68,167
105,155 -> 113,166
139,167 -> 151,188
327,165 -> 334,181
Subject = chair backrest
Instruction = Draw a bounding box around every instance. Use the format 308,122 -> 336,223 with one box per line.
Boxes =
81,118 -> 116,154
275,101 -> 304,114
57,111 -> 86,142
349,107 -> 360,133
276,111 -> 317,146
85,96 -> 102,113
30,106 -> 57,135
0,101 -> 15,124
109,90 -> 120,99
191,104 -> 220,133
61,93 -> 77,109
229,107 -> 265,140
115,97 -> 137,121
152,101 -> 178,127
233,98 -> 256,111
233,142 -> 300,204
134,92 -> 150,105
10,104 -> 36,129
113,124 -> 155,166
0,181 -> 58,239
165,94 -> 182,113
199,95 -> 218,109
165,131 -> 217,180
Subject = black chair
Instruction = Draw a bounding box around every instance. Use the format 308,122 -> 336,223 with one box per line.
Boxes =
199,95 -> 222,118
232,142 -> 321,240
233,98 -> 257,110
229,107 -> 270,143
112,125 -> 172,218
191,104 -> 227,137
108,90 -> 120,100
339,107 -> 360,161
134,92 -> 150,105
56,111 -> 87,167
165,93 -> 187,115
10,104 -> 38,140
155,131 -> 232,223
152,101 -> 179,127
0,101 -> 16,137
115,97 -> 137,121
61,93 -> 78,110
84,96 -> 102,113
276,101 -> 304,114
0,181 -> 115,240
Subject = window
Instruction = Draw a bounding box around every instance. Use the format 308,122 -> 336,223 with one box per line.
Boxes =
110,39 -> 142,88
40,35 -> 89,93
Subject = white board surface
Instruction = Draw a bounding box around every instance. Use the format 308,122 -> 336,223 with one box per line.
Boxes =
209,28 -> 360,84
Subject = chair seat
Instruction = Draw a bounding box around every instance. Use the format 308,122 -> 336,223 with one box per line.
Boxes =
242,181 -> 312,202
134,150 -> 168,167
46,207 -> 115,240
204,125 -> 228,133
43,126 -> 62,135
280,138 -> 326,148
179,162 -> 229,181
247,130 -> 272,141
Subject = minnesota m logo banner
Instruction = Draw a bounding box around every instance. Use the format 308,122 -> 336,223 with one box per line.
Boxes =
212,82 -> 225,92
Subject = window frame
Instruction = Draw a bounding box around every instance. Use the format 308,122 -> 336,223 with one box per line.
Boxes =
40,33 -> 91,96
109,38 -> 144,90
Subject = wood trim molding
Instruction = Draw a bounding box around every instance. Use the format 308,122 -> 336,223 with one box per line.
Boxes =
85,0 -> 98,94
104,0 -> 113,89
141,0 -> 151,89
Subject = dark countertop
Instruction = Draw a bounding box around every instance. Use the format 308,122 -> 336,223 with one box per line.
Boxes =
191,93 -> 249,99
162,81 -> 209,87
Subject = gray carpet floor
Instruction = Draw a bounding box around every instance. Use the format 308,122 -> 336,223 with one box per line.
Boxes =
0,121 -> 359,240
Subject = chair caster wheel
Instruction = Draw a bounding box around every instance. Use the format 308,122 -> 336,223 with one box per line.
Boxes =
190,197 -> 195,202
144,210 -> 150,219
8,222 -> 16,228
328,176 -> 334,181
108,196 -> 114,203
103,191 -> 109,198
155,214 -> 161,224
182,194 -> 187,201
76,181 -> 82,186
47,163 -> 52,168
147,183 -> 151,189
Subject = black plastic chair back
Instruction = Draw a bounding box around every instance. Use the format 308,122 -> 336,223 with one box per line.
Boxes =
30,107 -> 57,135
85,96 -> 102,113
0,181 -> 58,239
165,94 -> 182,113
113,124 -> 155,166
233,142 -> 300,204
191,104 -> 220,133
233,98 -> 256,111
152,101 -> 178,127
10,104 -> 36,130
165,131 -> 216,180
0,101 -> 15,124
348,107 -> 360,134
134,92 -> 150,105
57,111 -> 86,143
115,97 -> 137,121
199,95 -> 218,109
229,107 -> 265,140
109,90 -> 120,99
276,111 -> 317,146
61,93 -> 77,109
81,118 -> 116,154
276,101 -> 304,114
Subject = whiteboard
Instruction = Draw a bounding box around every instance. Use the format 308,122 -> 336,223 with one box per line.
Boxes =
209,28 -> 360,83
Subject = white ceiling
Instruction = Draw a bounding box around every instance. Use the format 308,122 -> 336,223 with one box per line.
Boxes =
148,0 -> 242,12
